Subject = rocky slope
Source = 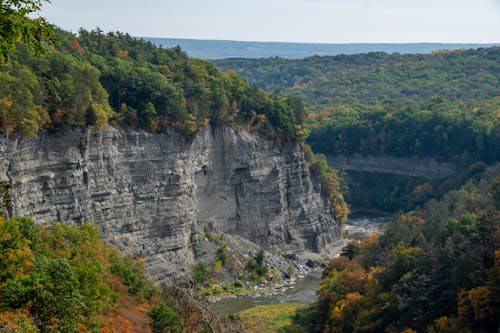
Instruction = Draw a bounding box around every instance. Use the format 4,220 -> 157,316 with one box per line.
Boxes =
0,126 -> 340,283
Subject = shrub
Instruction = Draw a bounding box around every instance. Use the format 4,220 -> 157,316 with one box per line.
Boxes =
148,304 -> 183,333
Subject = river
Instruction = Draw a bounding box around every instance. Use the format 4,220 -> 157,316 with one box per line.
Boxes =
344,209 -> 392,239
213,210 -> 392,315
212,270 -> 323,315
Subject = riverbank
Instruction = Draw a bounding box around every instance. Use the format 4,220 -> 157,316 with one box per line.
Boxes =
212,270 -> 323,315
236,303 -> 310,333
212,211 -> 393,315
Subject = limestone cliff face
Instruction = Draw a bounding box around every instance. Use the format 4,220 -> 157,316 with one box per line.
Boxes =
0,126 -> 340,283
328,154 -> 456,179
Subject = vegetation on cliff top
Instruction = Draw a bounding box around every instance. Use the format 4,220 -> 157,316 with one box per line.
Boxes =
0,2 -> 349,218
0,21 -> 306,141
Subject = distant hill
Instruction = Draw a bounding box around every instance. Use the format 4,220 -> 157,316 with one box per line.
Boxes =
142,37 -> 498,59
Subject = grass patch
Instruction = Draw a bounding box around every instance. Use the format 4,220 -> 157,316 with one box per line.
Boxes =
237,303 -> 309,333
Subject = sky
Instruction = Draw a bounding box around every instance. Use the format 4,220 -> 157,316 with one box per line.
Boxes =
40,0 -> 500,43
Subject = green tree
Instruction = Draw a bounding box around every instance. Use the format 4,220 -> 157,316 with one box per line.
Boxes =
0,0 -> 56,62
148,304 -> 183,333
85,104 -> 97,126
0,217 -> 37,308
217,243 -> 228,265
192,263 -> 209,284
253,249 -> 268,277
30,257 -> 82,332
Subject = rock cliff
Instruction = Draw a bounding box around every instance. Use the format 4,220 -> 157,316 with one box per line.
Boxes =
328,154 -> 456,179
0,126 -> 340,283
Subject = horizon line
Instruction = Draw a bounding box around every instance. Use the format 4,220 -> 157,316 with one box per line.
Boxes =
138,36 -> 500,45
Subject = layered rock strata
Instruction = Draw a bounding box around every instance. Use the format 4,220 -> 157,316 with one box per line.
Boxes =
328,154 -> 456,179
0,126 -> 340,283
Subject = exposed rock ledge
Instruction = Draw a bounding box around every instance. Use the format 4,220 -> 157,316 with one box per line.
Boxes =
0,126 -> 340,284
328,154 -> 456,179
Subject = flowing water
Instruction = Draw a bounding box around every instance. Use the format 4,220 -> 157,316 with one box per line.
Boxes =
213,211 -> 391,315
344,210 -> 392,239
212,270 -> 323,315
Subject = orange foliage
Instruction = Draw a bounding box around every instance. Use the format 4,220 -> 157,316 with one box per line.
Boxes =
105,274 -> 128,293
0,309 -> 37,331
328,255 -> 350,272
101,293 -> 152,333
101,316 -> 135,333
53,108 -> 65,123
345,292 -> 363,303
427,316 -> 461,333
400,213 -> 425,225
356,233 -> 380,262
247,113 -> 268,132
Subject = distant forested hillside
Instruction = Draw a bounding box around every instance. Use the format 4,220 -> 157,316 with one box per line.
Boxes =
215,48 -> 500,164
214,48 -> 499,106
0,29 -> 306,142
143,37 -> 498,59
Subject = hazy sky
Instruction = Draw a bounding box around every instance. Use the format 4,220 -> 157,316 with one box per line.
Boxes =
40,0 -> 500,43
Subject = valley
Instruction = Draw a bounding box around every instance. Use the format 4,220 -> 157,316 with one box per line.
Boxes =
0,3 -> 498,331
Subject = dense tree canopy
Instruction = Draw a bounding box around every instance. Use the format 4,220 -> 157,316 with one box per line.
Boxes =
285,164 -> 500,333
0,28 -> 306,141
215,48 -> 500,163
216,47 -> 500,212
214,48 -> 499,107
0,217 -> 154,332
307,97 -> 500,163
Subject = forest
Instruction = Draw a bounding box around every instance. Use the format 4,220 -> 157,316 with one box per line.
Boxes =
215,48 -> 500,212
214,48 -> 500,163
0,217 -> 242,332
213,49 -> 499,105
0,28 -> 307,142
282,164 -> 500,333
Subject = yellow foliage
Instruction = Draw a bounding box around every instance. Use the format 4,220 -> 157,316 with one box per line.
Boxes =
428,316 -> 463,333
214,260 -> 223,275
468,285 -> 493,322
330,305 -> 343,321
400,328 -> 417,333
